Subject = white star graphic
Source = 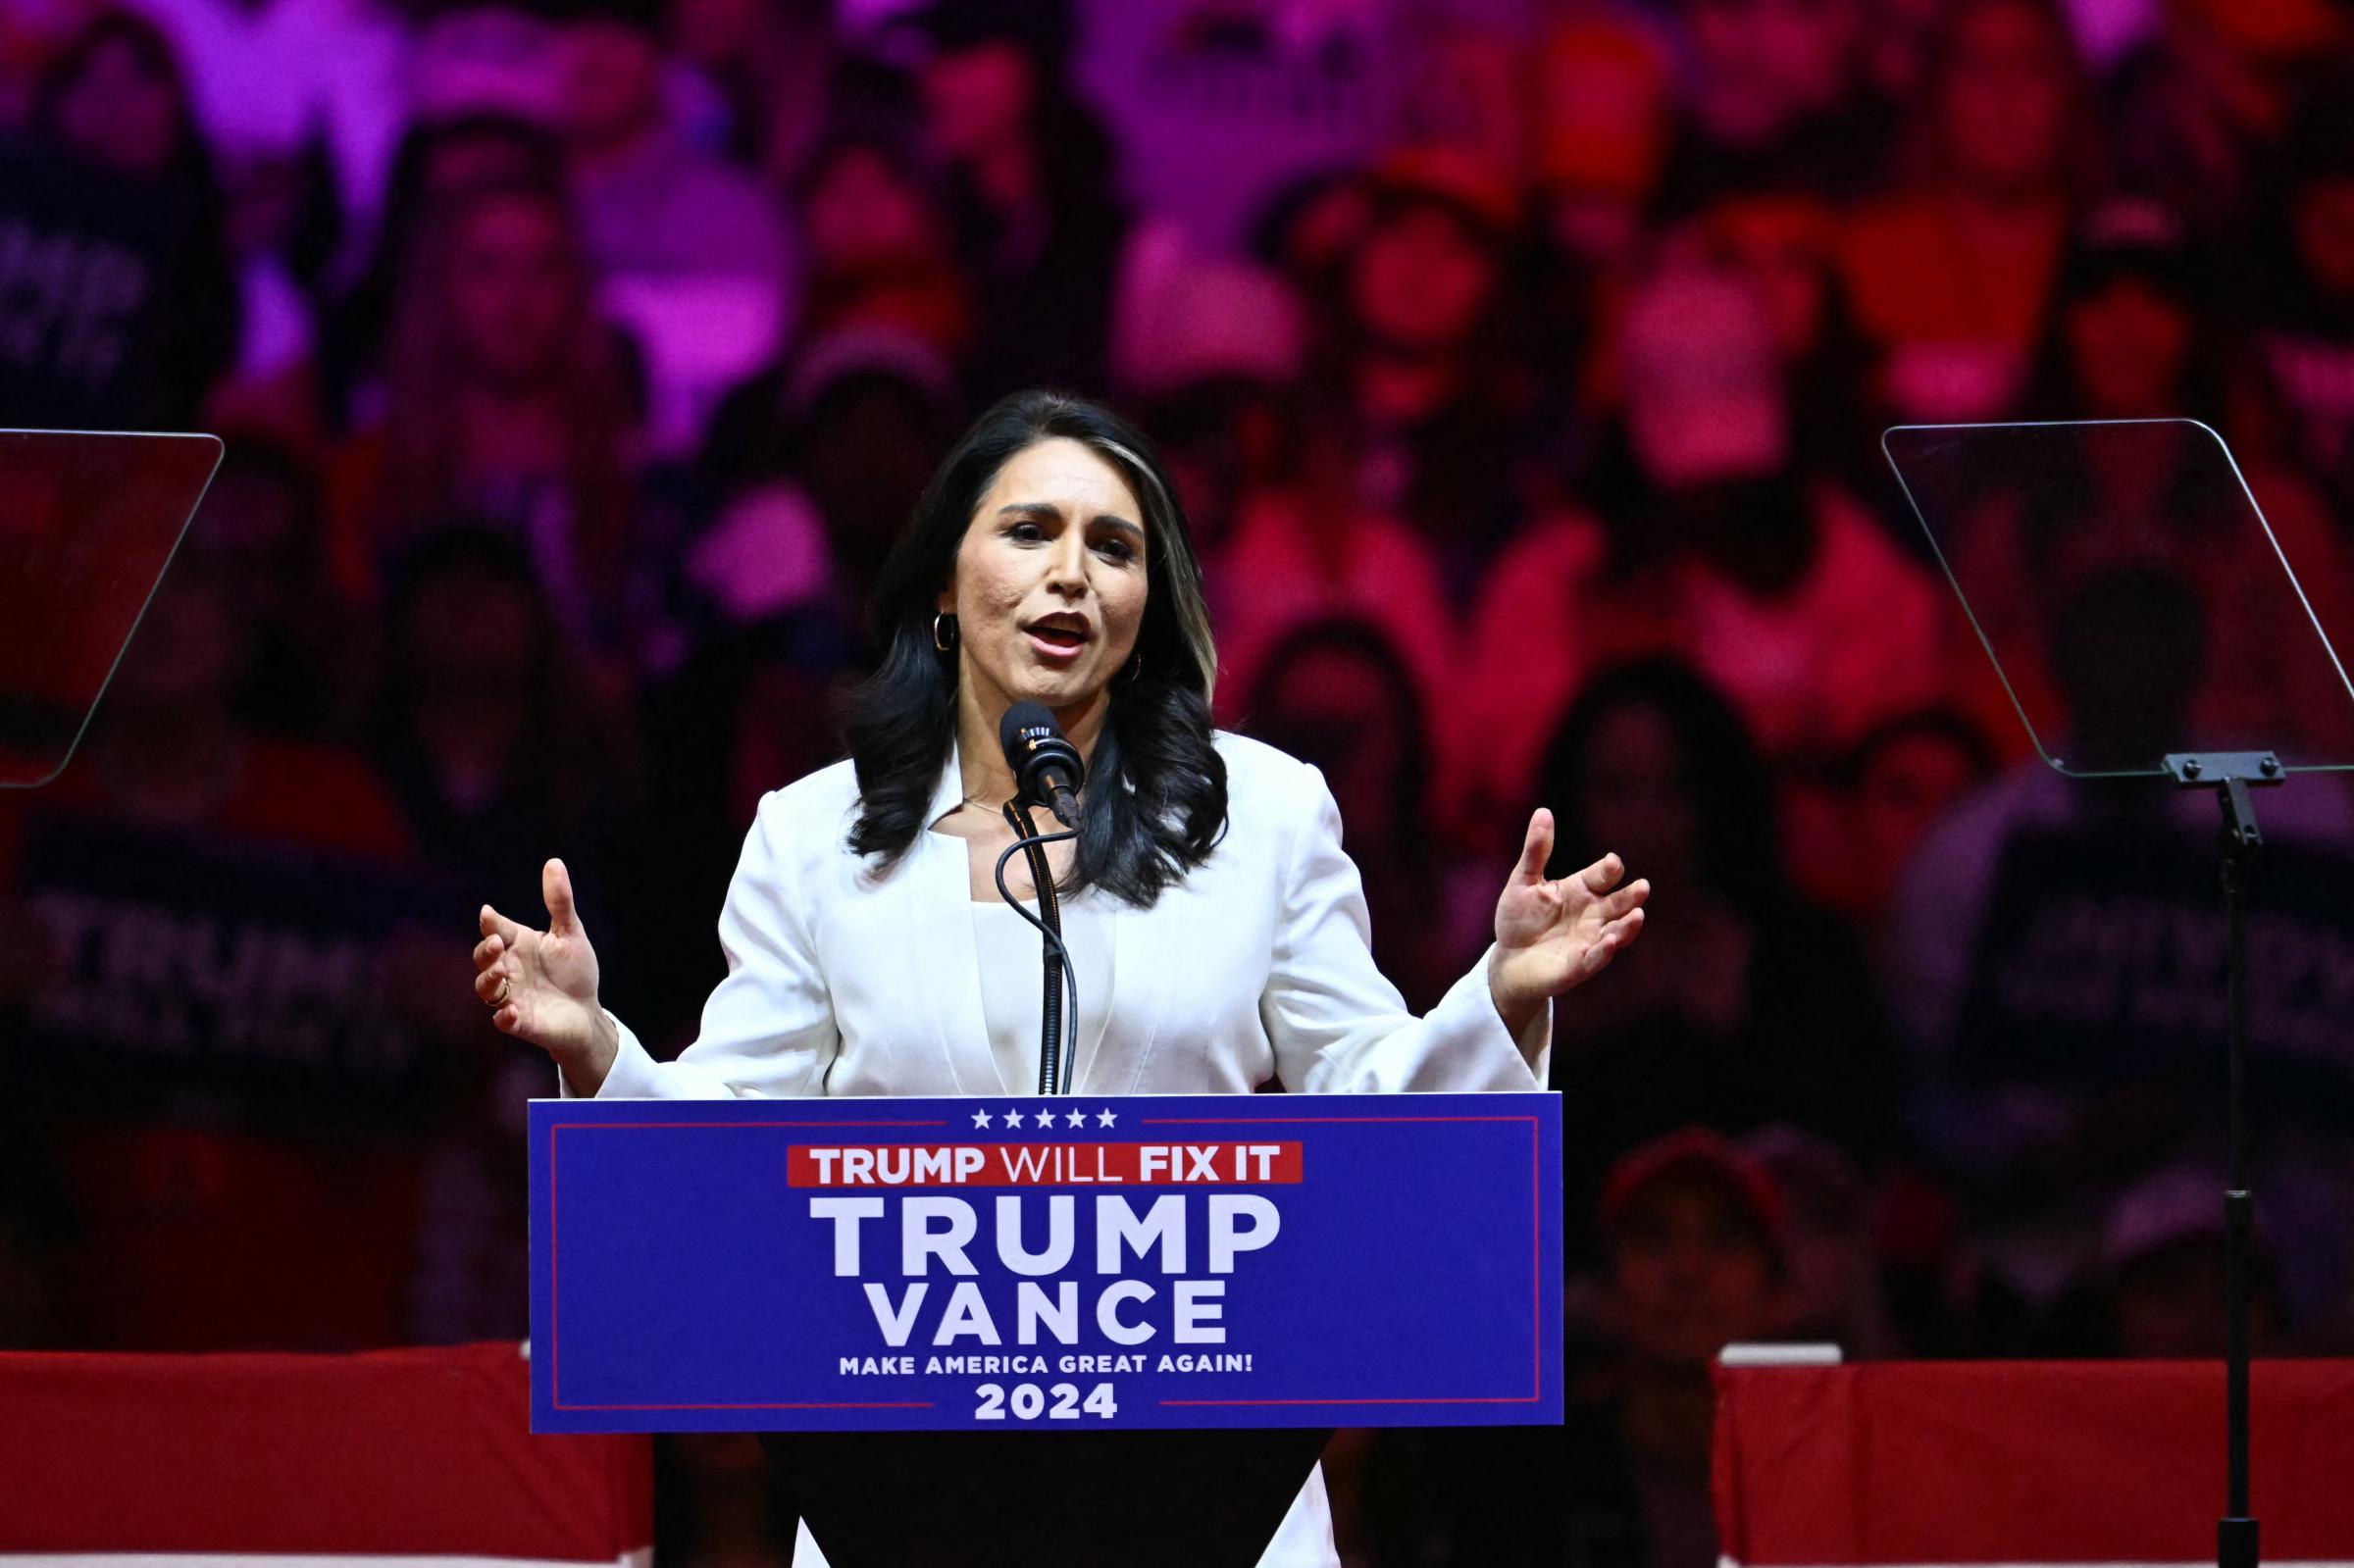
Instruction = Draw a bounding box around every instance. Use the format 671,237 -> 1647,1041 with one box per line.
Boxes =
1003,1108 -> 1024,1128
971,1108 -> 993,1129
1097,1108 -> 1117,1127
1065,1108 -> 1087,1128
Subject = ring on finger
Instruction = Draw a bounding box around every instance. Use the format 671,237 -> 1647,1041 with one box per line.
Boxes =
488,976 -> 512,1008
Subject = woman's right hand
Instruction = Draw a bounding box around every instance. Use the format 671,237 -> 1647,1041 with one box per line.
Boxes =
476,858 -> 613,1077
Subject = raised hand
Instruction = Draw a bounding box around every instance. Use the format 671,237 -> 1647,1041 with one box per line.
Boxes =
475,858 -> 610,1072
1488,808 -> 1649,1037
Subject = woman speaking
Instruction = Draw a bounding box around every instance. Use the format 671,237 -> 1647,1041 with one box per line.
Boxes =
470,389 -> 1648,1564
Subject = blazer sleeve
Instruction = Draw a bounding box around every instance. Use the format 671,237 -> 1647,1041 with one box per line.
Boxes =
1261,761 -> 1552,1093
558,787 -> 837,1099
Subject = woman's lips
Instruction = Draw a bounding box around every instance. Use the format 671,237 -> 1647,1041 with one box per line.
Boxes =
1026,628 -> 1088,662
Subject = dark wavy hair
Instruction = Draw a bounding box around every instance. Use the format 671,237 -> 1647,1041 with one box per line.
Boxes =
843,389 -> 1227,906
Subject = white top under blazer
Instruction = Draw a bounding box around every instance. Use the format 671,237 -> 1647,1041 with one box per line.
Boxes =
561,729 -> 1554,1566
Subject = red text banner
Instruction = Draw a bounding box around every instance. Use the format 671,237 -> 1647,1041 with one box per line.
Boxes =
789,1140 -> 1305,1188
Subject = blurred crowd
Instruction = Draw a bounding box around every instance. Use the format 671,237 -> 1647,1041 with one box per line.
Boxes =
3,0 -> 2354,1560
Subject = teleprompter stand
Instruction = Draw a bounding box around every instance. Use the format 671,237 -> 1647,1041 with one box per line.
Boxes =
1883,419 -> 2354,1568
2163,750 -> 2281,1568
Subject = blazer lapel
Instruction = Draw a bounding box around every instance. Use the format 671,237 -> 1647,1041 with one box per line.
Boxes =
912,738 -> 1000,1095
1093,778 -> 1174,1095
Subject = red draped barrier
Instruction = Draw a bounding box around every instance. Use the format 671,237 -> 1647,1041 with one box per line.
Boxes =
1714,1360 -> 2354,1568
0,1340 -> 651,1563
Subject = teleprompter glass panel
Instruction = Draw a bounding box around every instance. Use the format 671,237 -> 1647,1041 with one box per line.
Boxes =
1883,419 -> 2354,777
0,430 -> 223,788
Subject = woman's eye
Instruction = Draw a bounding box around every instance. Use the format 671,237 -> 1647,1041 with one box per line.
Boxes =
1095,538 -> 1136,561
1007,522 -> 1046,541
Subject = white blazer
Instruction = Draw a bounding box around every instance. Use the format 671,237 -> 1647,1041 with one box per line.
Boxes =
571,729 -> 1552,1101
563,729 -> 1553,1566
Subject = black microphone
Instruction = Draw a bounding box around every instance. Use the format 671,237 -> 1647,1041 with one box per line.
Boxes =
998,701 -> 1084,828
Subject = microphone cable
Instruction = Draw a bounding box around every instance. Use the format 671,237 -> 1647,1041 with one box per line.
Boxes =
995,802 -> 1082,1095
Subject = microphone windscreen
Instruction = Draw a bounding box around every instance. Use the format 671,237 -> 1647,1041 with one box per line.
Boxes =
999,701 -> 1085,799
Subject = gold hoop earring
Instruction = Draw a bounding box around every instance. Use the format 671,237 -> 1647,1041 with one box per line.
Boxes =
932,612 -> 957,653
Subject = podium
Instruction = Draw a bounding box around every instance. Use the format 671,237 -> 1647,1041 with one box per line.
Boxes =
530,1089 -> 1563,1565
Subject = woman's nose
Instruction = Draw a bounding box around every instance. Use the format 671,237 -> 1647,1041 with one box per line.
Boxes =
1044,533 -> 1089,593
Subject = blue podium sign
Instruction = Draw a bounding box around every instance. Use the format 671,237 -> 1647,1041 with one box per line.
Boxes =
530,1091 -> 1561,1434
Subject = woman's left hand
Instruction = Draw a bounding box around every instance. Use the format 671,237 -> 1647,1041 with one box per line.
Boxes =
1488,808 -> 1649,1038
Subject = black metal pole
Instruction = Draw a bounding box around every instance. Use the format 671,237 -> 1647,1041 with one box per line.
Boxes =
1001,801 -> 1075,1095
2212,771 -> 2261,1568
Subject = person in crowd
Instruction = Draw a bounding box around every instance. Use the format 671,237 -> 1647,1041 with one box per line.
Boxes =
333,174 -> 641,661
791,124 -> 971,356
110,0 -> 400,435
0,10 -> 239,430
554,0 -> 789,288
553,0 -> 793,452
1204,446 -> 1462,835
1529,13 -> 1674,278
1302,147 -> 1536,605
1742,1123 -> 1908,1356
2102,1175 -> 2291,1357
370,525 -> 638,957
1136,371 -> 1303,565
2032,1163 -> 2290,1356
1524,659 -> 1892,1264
2014,197 -> 2244,427
697,325 -> 960,627
1243,617 -> 1465,1013
1467,262 -> 1944,808
2106,0 -> 2347,236
1795,708 -> 2000,929
2249,92 -> 2354,526
1842,0 -> 2093,422
1697,190 -> 1888,502
182,435 -> 360,743
1111,239 -> 1306,495
1435,1128 -> 1794,1568
1659,0 -> 1893,213
317,111 -> 568,432
909,0 -> 1131,403
1516,15 -> 1670,474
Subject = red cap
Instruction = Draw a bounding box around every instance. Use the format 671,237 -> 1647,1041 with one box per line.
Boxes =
1599,1127 -> 1787,1242
1365,144 -> 1523,237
